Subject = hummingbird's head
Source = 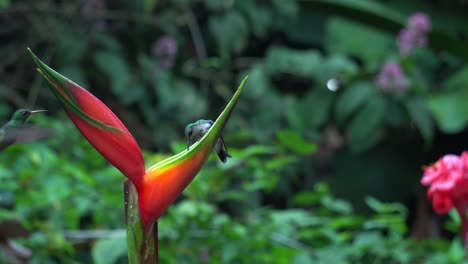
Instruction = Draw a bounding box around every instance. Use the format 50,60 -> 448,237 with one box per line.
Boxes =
11,109 -> 47,124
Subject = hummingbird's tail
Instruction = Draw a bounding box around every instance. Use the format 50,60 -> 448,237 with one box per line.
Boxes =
216,149 -> 232,163
214,137 -> 231,163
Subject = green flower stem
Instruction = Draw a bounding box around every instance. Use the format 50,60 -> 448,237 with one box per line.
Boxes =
124,180 -> 158,264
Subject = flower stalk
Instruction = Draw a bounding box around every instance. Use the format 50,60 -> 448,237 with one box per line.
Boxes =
454,197 -> 468,255
125,180 -> 158,263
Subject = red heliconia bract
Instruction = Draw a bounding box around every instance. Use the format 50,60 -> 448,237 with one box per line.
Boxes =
64,82 -> 146,188
30,49 -> 247,230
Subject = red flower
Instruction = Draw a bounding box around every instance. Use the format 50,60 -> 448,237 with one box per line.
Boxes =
29,49 -> 246,229
421,152 -> 468,214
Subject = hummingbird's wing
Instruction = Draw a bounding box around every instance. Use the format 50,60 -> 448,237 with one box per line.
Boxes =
0,125 -> 53,151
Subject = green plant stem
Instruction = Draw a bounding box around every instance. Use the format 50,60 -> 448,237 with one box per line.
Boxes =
124,180 -> 158,264
454,197 -> 468,256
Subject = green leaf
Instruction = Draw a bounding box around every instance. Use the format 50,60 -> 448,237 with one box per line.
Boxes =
335,82 -> 375,124
277,130 -> 317,155
406,98 -> 434,142
265,47 -> 323,78
303,0 -> 468,61
0,0 -> 10,8
209,11 -> 249,53
272,0 -> 299,17
326,17 -> 393,67
301,88 -> 335,129
94,51 -> 130,95
365,197 -> 406,215
237,1 -> 273,38
443,65 -> 468,91
274,7 -> 325,45
92,236 -> 127,264
242,64 -> 270,99
347,94 -> 387,152
426,92 -> 468,133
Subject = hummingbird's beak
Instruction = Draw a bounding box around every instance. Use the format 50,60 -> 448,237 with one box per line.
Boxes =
29,109 -> 48,115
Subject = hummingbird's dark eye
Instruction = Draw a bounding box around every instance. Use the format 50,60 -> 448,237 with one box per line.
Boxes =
22,111 -> 29,117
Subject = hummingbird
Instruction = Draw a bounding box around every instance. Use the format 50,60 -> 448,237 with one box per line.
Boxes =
185,119 -> 232,163
0,109 -> 51,151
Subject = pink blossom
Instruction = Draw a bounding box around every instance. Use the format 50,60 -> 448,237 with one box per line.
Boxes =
421,152 -> 468,214
81,0 -> 107,31
375,61 -> 409,92
151,35 -> 178,69
397,12 -> 431,56
408,13 -> 431,33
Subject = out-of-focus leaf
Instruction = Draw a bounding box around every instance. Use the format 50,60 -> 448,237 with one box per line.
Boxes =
205,0 -> 233,11
365,197 -> 407,215
301,88 -> 335,128
275,7 -> 325,45
209,11 -> 249,53
303,0 -> 468,61
347,94 -> 387,152
277,130 -> 317,155
237,1 -> 273,37
406,98 -> 434,142
94,51 -> 130,95
0,0 -> 10,8
272,0 -> 299,17
326,17 -> 393,67
335,82 -> 375,124
241,64 -> 270,99
443,65 -> 468,91
265,47 -> 323,78
92,236 -> 127,264
426,92 -> 468,134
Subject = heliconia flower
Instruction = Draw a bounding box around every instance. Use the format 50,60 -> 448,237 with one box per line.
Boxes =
29,48 -> 246,229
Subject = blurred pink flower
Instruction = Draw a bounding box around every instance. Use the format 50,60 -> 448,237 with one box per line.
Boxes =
81,0 -> 107,31
375,61 -> 409,92
408,12 -> 431,33
397,12 -> 431,56
151,35 -> 178,69
421,152 -> 468,214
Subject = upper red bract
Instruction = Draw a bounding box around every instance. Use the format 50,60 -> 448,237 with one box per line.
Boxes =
64,82 -> 145,187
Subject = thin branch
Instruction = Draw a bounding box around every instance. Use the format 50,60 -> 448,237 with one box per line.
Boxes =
184,8 -> 207,60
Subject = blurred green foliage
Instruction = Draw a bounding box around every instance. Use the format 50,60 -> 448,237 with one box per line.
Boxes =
1,0 -> 468,262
